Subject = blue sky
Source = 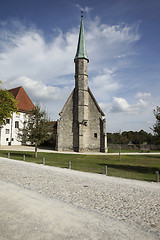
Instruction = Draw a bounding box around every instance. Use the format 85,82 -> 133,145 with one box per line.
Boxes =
0,0 -> 160,133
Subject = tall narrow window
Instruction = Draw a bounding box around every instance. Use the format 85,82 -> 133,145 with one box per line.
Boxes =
5,129 -> 9,134
6,119 -> 10,124
15,121 -> 19,128
94,133 -> 97,138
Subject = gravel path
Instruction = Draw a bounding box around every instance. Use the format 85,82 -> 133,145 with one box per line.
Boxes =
1,145 -> 160,155
0,157 -> 160,239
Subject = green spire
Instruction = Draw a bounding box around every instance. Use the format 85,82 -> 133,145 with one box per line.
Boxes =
74,15 -> 89,62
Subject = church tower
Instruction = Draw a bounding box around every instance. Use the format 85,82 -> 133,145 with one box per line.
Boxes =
73,14 -> 89,151
57,15 -> 107,152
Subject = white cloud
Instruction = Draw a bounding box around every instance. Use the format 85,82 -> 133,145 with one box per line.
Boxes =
3,76 -> 70,102
86,18 -> 140,43
135,92 -> 151,98
111,97 -> 131,113
0,25 -> 77,82
86,18 -> 140,63
99,102 -> 111,112
75,4 -> 93,14
90,68 -> 119,101
0,17 -> 142,123
83,17 -> 141,87
115,51 -> 137,59
110,97 -> 148,114
136,99 -> 148,108
2,76 -> 71,119
0,17 -> 140,83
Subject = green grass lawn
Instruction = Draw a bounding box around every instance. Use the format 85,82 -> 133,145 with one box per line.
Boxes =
0,150 -> 160,182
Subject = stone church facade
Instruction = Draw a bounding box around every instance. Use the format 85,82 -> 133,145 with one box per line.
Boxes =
57,16 -> 107,152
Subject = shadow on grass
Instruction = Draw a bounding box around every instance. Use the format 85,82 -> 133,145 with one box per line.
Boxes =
99,163 -> 160,174
142,155 -> 160,159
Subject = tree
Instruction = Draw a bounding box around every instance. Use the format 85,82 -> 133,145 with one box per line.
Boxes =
0,82 -> 18,125
18,104 -> 52,157
107,130 -> 156,145
152,106 -> 160,144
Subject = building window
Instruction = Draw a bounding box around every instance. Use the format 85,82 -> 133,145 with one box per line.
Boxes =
5,129 -> 9,134
6,119 -> 10,124
6,138 -> 9,141
15,121 -> 19,128
11,138 -> 14,141
94,133 -> 97,138
24,121 -> 27,128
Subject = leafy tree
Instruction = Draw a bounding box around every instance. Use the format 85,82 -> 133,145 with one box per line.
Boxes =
152,106 -> 160,143
0,82 -> 18,125
107,130 -> 156,145
18,104 -> 52,157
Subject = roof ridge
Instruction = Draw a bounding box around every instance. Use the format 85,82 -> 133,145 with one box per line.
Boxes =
59,87 -> 105,117
8,86 -> 35,113
88,87 -> 105,116
8,86 -> 21,98
59,89 -> 74,116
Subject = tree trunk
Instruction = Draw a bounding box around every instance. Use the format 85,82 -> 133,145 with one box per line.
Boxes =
35,143 -> 38,158
0,126 -> 2,146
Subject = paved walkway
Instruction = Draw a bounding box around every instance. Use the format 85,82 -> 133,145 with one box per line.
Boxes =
0,145 -> 160,155
0,157 -> 160,239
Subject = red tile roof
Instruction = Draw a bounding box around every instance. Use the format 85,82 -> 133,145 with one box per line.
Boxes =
8,86 -> 35,113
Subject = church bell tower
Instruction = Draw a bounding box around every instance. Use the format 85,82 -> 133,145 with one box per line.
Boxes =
57,14 -> 107,153
74,14 -> 89,152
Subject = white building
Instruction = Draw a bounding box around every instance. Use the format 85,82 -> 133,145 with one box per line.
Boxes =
0,86 -> 34,146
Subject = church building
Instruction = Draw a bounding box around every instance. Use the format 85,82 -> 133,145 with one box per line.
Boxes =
57,15 -> 107,152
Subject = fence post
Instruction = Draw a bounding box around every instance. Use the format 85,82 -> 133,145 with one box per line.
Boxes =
23,155 -> 25,161
155,171 -> 159,182
43,157 -> 45,165
105,166 -> 107,176
69,161 -> 71,169
8,153 -> 10,159
119,145 -> 121,161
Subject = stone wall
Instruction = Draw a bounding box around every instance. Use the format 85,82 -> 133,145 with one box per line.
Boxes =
57,92 -> 74,151
85,92 -> 102,151
57,88 -> 108,152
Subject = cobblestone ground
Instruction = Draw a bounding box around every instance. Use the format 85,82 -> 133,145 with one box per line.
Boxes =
0,157 -> 160,239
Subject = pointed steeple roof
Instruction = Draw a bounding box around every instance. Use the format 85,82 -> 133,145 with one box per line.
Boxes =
74,15 -> 89,62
